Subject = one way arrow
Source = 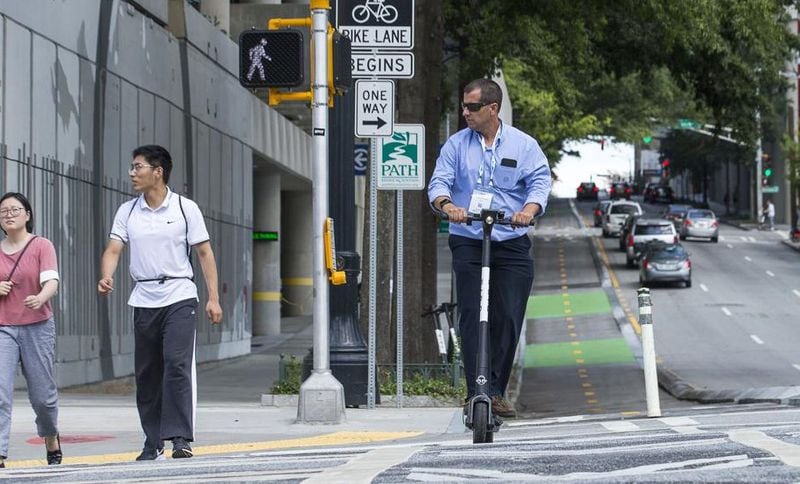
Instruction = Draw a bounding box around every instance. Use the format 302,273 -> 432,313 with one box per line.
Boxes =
362,117 -> 387,129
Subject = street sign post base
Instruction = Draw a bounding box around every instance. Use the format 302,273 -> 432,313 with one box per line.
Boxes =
297,370 -> 346,423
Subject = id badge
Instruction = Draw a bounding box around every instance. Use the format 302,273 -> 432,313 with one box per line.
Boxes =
468,189 -> 494,215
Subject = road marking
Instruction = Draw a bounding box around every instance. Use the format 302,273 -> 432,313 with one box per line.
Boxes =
750,334 -> 764,345
729,429 -> 800,467
699,284 -> 708,292
766,270 -> 775,277
660,416 -> 705,435
748,236 -> 757,242
3,431 -> 422,469
726,243 -> 734,249
744,256 -> 752,262
793,364 -> 800,372
721,307 -> 732,316
740,236 -> 748,242
601,421 -> 640,432
794,289 -> 800,298
304,445 -> 423,484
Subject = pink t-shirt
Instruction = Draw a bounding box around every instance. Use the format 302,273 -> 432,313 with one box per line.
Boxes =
0,236 -> 59,325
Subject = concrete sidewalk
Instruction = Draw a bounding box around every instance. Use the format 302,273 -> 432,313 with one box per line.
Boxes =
4,315 -> 463,469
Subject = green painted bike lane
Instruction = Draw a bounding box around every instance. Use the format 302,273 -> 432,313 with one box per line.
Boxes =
524,290 -> 634,368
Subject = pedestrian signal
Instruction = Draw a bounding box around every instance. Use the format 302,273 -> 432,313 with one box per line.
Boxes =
239,29 -> 304,88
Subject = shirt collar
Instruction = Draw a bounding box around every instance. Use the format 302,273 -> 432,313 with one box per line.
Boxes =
138,187 -> 173,211
476,120 -> 504,151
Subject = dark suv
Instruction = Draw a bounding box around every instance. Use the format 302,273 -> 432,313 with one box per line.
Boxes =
645,185 -> 674,204
577,182 -> 599,201
609,182 -> 632,200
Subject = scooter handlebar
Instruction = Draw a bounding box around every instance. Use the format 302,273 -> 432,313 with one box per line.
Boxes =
435,209 -> 536,227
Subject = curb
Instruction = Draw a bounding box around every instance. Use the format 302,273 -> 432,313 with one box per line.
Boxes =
261,394 -> 461,408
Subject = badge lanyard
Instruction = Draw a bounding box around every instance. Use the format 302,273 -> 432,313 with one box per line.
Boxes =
476,134 -> 498,188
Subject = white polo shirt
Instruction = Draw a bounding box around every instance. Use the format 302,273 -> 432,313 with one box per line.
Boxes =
110,188 -> 210,308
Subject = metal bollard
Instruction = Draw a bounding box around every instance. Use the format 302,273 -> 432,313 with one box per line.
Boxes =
637,288 -> 662,417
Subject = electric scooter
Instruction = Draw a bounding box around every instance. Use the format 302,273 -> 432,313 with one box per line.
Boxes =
441,208 -> 534,444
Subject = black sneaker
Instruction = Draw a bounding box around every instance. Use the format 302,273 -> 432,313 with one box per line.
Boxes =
135,447 -> 165,461
171,437 -> 193,459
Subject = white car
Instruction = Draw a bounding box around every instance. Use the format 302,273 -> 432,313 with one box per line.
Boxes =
602,201 -> 642,238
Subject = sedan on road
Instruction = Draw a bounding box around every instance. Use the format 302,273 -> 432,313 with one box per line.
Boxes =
639,242 -> 692,288
577,182 -> 599,201
593,200 -> 611,227
663,204 -> 693,228
680,209 -> 719,242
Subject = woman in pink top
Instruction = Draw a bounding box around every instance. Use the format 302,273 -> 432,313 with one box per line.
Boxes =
0,192 -> 61,468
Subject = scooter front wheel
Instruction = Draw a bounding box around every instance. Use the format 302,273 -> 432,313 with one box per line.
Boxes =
472,401 -> 491,444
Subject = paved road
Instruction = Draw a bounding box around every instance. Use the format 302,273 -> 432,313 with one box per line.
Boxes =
9,403 -> 800,482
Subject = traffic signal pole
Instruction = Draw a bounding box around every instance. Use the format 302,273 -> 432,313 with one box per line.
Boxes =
297,0 -> 346,424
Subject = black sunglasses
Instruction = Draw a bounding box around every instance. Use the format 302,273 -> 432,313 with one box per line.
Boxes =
461,102 -> 492,112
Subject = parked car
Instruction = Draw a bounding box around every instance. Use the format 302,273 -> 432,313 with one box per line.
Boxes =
618,213 -> 642,251
609,182 -> 633,200
625,218 -> 678,267
680,209 -> 719,242
603,201 -> 642,238
663,204 -> 693,228
593,200 -> 612,227
645,185 -> 674,204
577,182 -> 599,201
639,242 -> 692,288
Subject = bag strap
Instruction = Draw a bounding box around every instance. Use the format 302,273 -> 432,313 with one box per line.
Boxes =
4,235 -> 38,282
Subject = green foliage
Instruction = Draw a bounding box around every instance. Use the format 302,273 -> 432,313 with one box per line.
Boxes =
781,134 -> 800,189
379,368 -> 466,399
270,355 -> 302,395
444,0 -> 800,164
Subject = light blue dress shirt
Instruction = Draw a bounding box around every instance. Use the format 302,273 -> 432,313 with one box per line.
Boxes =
428,122 -> 551,241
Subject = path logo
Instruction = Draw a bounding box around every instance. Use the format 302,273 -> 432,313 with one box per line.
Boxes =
381,131 -> 418,178
377,123 -> 425,190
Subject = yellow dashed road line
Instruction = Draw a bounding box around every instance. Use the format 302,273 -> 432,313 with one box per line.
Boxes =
4,431 -> 422,469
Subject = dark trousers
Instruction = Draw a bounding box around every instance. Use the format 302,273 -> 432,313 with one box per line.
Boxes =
450,234 -> 534,398
134,298 -> 197,449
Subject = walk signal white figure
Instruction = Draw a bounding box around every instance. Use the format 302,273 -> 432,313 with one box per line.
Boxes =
246,38 -> 272,82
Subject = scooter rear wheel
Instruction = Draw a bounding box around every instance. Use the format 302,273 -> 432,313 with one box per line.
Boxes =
472,401 -> 490,444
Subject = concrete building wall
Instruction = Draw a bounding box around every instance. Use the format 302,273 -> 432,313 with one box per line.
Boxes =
0,0 -> 312,387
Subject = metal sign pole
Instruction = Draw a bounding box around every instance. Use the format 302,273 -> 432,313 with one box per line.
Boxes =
297,0 -> 345,424
396,190 -> 404,408
367,138 -> 378,409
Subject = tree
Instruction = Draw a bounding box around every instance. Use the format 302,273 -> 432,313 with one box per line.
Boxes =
444,0 -> 800,160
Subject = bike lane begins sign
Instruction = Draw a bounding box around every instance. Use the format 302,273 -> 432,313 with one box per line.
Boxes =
375,123 -> 425,190
336,0 -> 414,49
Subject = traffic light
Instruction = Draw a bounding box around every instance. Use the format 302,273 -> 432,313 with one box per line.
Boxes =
642,135 -> 653,144
762,153 -> 773,179
239,29 -> 304,88
330,30 -> 352,94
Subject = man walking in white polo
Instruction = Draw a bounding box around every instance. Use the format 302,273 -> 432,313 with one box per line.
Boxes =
97,145 -> 223,460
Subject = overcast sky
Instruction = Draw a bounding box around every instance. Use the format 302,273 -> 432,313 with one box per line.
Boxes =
551,139 -> 635,198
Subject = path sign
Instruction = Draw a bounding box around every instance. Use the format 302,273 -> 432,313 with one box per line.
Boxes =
376,123 -> 425,190
762,185 -> 780,193
356,79 -> 394,137
352,51 -> 414,78
336,0 -> 415,49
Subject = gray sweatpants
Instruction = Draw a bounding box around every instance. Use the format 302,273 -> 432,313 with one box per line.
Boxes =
0,319 -> 59,459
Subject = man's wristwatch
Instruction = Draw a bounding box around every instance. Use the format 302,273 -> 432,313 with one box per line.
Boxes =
440,199 -> 453,210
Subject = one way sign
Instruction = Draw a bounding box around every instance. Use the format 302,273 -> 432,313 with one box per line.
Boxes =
355,79 -> 394,137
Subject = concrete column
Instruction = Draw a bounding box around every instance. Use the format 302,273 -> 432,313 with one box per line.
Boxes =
253,172 -> 281,336
281,190 -> 313,317
200,0 -> 230,34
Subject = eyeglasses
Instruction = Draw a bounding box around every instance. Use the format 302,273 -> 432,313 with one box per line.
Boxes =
461,102 -> 492,113
0,207 -> 25,217
129,163 -> 154,174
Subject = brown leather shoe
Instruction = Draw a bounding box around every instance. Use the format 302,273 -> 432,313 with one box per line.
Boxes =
491,395 -> 516,418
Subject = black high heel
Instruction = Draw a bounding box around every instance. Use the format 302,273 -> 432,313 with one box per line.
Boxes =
46,435 -> 62,465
